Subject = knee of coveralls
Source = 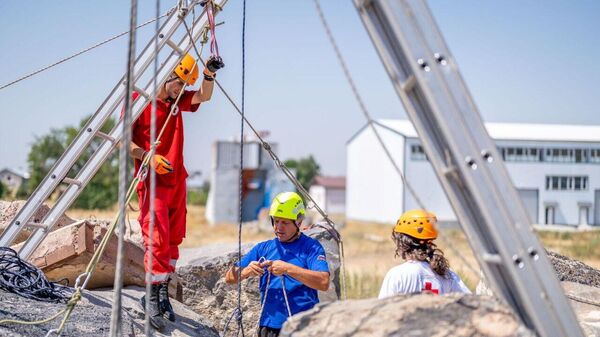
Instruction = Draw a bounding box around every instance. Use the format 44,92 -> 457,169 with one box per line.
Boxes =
137,183 -> 173,283
167,181 -> 187,273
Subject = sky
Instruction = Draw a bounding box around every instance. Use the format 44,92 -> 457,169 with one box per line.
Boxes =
0,1 -> 599,181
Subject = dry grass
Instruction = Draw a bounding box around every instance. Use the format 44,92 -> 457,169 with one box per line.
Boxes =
65,205 -> 600,299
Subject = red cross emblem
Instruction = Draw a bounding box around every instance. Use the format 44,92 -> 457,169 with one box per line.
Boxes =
422,282 -> 439,294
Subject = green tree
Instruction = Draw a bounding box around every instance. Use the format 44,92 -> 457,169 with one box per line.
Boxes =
0,181 -> 6,199
187,181 -> 210,206
284,155 -> 321,191
27,116 -> 119,209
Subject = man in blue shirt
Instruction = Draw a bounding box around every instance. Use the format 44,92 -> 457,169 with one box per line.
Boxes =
225,192 -> 330,337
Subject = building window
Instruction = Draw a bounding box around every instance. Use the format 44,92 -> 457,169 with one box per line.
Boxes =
545,175 -> 588,191
410,144 -> 427,161
498,146 -> 542,162
591,149 -> 600,163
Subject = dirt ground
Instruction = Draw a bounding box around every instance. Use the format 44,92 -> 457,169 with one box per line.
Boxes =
66,204 -> 600,299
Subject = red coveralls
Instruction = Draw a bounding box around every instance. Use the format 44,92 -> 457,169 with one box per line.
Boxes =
131,91 -> 200,283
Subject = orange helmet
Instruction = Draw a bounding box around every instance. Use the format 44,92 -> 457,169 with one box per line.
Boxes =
174,54 -> 199,85
393,209 -> 438,240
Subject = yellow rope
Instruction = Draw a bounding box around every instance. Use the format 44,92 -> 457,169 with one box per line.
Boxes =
0,14 -> 211,333
0,55 -> 198,333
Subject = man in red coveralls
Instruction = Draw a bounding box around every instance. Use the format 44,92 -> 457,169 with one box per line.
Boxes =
130,53 -> 223,330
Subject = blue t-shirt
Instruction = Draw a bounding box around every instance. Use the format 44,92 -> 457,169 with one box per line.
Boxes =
239,234 -> 329,329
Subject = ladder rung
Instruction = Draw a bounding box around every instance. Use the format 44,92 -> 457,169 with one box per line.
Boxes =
482,253 -> 502,264
401,75 -> 416,91
62,177 -> 82,186
165,39 -> 185,55
96,131 -> 115,143
25,222 -> 48,230
133,85 -> 151,99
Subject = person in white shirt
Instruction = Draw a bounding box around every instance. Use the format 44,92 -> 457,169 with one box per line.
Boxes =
378,209 -> 471,299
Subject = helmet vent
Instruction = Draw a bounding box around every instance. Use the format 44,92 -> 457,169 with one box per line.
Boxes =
417,227 -> 423,233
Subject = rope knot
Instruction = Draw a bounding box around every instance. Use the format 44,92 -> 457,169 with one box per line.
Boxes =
67,290 -> 82,308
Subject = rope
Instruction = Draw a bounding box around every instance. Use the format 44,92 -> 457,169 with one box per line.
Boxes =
312,0 -> 479,278
566,293 -> 600,308
0,247 -> 73,304
235,0 -> 247,335
145,0 -> 162,334
257,271 -> 292,323
0,9 -> 174,92
109,0 -> 138,335
0,54 -> 198,335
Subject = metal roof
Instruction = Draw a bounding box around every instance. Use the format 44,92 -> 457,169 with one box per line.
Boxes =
373,119 -> 600,143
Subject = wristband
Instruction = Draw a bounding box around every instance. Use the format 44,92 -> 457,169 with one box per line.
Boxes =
203,74 -> 214,81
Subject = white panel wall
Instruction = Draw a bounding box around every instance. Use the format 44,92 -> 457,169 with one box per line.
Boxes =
349,132 -> 600,225
347,125 -> 405,224
404,139 -> 456,221
326,188 -> 346,215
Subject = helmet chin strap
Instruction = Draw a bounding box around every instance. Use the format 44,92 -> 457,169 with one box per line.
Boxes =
163,76 -> 179,103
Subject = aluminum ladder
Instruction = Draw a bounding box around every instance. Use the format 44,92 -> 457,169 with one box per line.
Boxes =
354,1 -> 583,336
0,0 -> 227,260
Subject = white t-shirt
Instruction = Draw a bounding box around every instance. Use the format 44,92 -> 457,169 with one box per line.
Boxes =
378,260 -> 471,299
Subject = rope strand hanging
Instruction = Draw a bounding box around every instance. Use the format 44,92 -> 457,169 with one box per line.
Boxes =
181,4 -> 348,302
0,9 -> 174,92
312,0 -> 479,277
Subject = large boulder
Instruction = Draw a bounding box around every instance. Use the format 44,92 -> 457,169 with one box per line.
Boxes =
280,294 -> 534,337
547,250 -> 600,287
0,286 -> 217,337
562,281 -> 600,336
0,200 -> 75,244
475,251 -> 600,335
176,243 -> 261,335
476,250 -> 600,294
12,220 -> 146,289
175,225 -> 343,335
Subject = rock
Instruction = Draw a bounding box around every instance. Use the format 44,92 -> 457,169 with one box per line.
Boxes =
280,294 -> 534,337
562,281 -> 600,336
12,220 -> 146,289
303,222 -> 342,302
175,225 -> 342,334
0,200 -> 75,244
475,252 -> 600,336
176,243 -> 260,335
547,251 -> 600,287
0,286 -> 217,337
476,250 -> 600,296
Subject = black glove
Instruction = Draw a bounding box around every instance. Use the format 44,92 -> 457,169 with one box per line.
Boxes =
206,56 -> 225,73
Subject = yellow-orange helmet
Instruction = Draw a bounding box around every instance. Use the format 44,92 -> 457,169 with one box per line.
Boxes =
393,209 -> 438,240
174,54 -> 199,85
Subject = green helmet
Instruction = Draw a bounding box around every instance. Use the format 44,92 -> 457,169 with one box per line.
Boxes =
269,192 -> 305,221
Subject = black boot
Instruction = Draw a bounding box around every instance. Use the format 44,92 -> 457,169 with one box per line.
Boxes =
158,280 -> 176,322
140,284 -> 167,331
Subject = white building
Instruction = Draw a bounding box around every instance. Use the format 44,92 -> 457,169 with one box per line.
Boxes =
347,120 -> 600,226
0,168 -> 29,197
309,176 -> 346,215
